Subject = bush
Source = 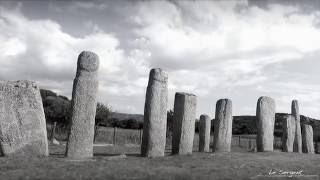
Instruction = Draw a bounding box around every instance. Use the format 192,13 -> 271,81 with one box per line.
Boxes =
116,120 -> 127,129
95,102 -> 112,126
42,92 -> 71,125
126,119 -> 140,129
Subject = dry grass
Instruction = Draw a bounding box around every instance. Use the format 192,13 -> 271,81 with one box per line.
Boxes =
0,143 -> 319,180
26,126 -> 319,179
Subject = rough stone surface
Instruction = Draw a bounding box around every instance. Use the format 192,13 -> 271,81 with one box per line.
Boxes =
172,92 -> 197,155
282,114 -> 295,152
141,68 -> 168,157
0,80 -> 48,157
292,100 -> 302,153
302,124 -> 314,154
213,99 -> 233,152
256,96 -> 275,152
66,51 -> 99,159
52,138 -> 60,145
199,114 -> 211,152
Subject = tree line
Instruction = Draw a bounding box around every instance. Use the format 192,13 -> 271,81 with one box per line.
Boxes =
40,89 -> 143,129
40,89 -> 320,139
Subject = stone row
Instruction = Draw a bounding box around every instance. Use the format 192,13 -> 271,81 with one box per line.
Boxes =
0,51 -> 315,159
141,68 -> 315,156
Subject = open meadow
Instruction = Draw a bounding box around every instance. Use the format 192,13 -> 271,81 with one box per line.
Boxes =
0,127 -> 318,180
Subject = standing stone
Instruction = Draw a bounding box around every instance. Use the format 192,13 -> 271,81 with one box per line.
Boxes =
292,100 -> 302,153
0,80 -> 48,157
315,143 -> 320,154
199,114 -> 211,152
66,51 -> 99,159
282,114 -> 295,152
302,124 -> 314,154
256,96 -> 275,152
213,99 -> 233,152
172,92 -> 197,155
141,68 -> 168,157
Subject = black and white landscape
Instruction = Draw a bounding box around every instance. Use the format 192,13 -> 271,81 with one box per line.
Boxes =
0,0 -> 320,179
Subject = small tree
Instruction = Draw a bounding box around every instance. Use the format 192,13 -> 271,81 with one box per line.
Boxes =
94,102 -> 112,142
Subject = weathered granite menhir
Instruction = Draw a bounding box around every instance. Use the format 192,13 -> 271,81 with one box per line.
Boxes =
66,51 -> 99,159
256,96 -> 275,152
213,99 -> 233,152
172,92 -> 197,155
282,114 -> 295,152
292,100 -> 302,153
302,124 -> 314,154
0,80 -> 48,157
199,114 -> 211,152
141,68 -> 168,157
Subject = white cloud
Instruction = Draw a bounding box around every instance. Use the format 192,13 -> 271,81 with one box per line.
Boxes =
133,1 -> 320,64
1,1 -> 320,118
0,7 -> 123,74
130,0 -> 320,118
0,5 -> 149,113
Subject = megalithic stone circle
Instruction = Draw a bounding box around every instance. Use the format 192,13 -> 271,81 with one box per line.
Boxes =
213,99 -> 233,152
302,123 -> 314,154
172,92 -> 197,155
0,80 -> 49,157
141,68 -> 168,157
199,114 -> 211,152
256,96 -> 275,152
292,100 -> 302,153
66,51 -> 99,159
282,114 -> 295,152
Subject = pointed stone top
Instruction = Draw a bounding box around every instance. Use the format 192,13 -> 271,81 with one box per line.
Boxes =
291,99 -> 299,115
149,68 -> 168,83
258,96 -> 275,103
77,51 -> 99,72
217,98 -> 232,102
292,99 -> 299,105
200,114 -> 210,119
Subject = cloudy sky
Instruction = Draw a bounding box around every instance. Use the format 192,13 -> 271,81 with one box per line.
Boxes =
1,0 -> 320,118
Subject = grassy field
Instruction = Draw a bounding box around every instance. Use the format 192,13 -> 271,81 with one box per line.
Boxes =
0,143 -> 319,180
1,126 -> 312,179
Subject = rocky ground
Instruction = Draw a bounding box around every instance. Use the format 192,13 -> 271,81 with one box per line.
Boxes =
0,144 -> 319,180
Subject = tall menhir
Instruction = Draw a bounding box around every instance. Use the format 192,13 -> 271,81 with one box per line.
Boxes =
199,114 -> 211,152
292,100 -> 302,153
66,51 -> 99,159
256,96 -> 275,152
213,99 -> 233,152
141,68 -> 168,157
172,92 -> 197,155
